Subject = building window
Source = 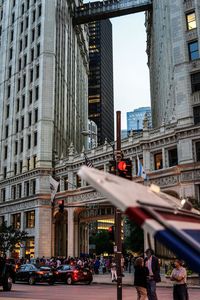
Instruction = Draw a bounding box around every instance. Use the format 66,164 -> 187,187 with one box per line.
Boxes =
3,167 -> 7,179
196,142 -> 200,161
186,12 -> 197,30
27,0 -> 30,10
22,94 -> 25,109
9,47 -> 13,60
24,54 -> 27,67
12,213 -> 21,229
37,23 -> 41,37
27,157 -> 30,171
14,162 -> 17,175
26,211 -> 35,228
5,125 -> 9,138
191,72 -> 200,93
25,16 -> 29,29
27,134 -> 31,149
6,104 -> 10,118
34,108 -> 38,123
20,160 -> 23,173
32,179 -> 36,194
20,21 -> 23,34
38,4 -> 42,18
37,43 -> 40,57
154,152 -> 163,170
24,35 -> 28,48
23,74 -> 26,88
31,48 -> 34,62
16,119 -> 19,133
168,148 -> 178,167
36,65 -> 39,79
194,106 -> 200,124
1,189 -> 6,202
35,86 -> 39,100
29,90 -> 32,104
32,28 -> 35,42
18,58 -> 21,71
34,131 -> 37,146
32,10 -> 36,23
17,184 -> 22,198
11,12 -> 15,24
11,185 -> 16,200
7,85 -> 11,98
188,41 -> 199,61
21,116 -> 24,130
20,138 -> 24,152
33,155 -> 37,168
19,39 -> 22,52
16,98 -> 19,112
10,30 -> 14,43
21,3 -> 24,15
28,112 -> 32,126
17,78 -> 21,92
30,69 -> 33,83
24,181 -> 30,197
15,140 -> 18,155
76,175 -> 81,188
8,66 -> 12,79
4,145 -> 8,159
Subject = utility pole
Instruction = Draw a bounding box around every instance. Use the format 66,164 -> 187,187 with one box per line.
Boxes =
115,111 -> 122,300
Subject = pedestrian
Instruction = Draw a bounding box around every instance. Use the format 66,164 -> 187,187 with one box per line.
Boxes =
134,257 -> 149,300
144,248 -> 161,300
170,259 -> 188,300
110,258 -> 117,282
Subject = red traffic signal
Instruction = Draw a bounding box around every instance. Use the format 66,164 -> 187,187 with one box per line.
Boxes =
108,226 -> 115,241
117,159 -> 132,180
117,161 -> 127,171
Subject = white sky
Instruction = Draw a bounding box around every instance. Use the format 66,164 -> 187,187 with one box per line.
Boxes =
82,1 -> 150,129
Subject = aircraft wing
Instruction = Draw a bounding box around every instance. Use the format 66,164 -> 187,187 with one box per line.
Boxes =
78,166 -> 200,273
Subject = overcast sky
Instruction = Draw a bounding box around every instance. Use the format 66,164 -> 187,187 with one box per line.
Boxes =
83,1 -> 150,129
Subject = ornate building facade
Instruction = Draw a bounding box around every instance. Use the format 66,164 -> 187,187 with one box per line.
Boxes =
0,0 -> 200,258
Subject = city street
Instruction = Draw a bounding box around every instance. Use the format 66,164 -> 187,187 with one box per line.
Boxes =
0,284 -> 200,300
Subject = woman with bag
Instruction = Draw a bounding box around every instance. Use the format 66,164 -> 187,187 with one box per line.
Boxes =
134,257 -> 149,300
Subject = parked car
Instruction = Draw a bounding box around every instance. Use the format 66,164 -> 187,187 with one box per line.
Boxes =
54,265 -> 93,285
15,264 -> 54,285
0,257 -> 14,291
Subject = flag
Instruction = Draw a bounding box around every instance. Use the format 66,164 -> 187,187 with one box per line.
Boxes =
49,175 -> 59,203
84,153 -> 93,168
137,155 -> 147,180
78,166 -> 200,274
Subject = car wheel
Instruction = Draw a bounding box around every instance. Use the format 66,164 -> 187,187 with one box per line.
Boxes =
48,280 -> 54,285
28,276 -> 35,285
87,280 -> 92,285
66,276 -> 73,285
3,274 -> 13,291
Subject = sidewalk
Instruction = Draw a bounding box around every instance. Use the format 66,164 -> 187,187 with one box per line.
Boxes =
92,272 -> 200,289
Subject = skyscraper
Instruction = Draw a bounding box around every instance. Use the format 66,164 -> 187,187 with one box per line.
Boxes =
0,0 -> 88,257
88,19 -> 114,146
147,0 -> 200,128
127,106 -> 152,132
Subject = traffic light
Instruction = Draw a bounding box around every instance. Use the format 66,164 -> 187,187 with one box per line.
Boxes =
108,225 -> 115,241
109,160 -> 116,175
58,200 -> 64,213
117,159 -> 132,180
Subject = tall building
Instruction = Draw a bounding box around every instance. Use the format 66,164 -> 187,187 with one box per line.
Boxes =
0,0 -> 88,257
127,106 -> 152,132
88,19 -> 114,146
147,0 -> 200,128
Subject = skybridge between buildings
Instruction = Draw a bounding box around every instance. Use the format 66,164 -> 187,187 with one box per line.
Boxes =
73,0 -> 152,25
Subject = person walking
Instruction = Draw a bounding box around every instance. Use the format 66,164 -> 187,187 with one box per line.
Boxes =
110,258 -> 117,282
134,257 -> 149,300
170,259 -> 188,300
144,248 -> 161,300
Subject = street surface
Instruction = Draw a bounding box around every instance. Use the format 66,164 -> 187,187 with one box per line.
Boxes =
0,284 -> 200,300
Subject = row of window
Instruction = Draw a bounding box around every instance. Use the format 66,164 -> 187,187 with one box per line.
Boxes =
1,177 -> 36,201
0,210 -> 35,229
10,3 -> 41,27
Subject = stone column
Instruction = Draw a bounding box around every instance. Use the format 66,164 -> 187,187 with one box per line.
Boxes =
67,207 -> 75,257
74,220 -> 79,257
162,147 -> 166,169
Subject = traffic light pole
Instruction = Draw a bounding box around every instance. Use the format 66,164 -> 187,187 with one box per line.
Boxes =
115,111 -> 122,300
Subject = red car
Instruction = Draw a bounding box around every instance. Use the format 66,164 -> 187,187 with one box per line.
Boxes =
54,265 -> 93,285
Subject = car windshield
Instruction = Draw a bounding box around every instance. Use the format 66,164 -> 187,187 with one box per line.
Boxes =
39,266 -> 51,271
62,265 -> 71,270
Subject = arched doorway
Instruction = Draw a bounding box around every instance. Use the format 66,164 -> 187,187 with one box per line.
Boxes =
54,211 -> 68,257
